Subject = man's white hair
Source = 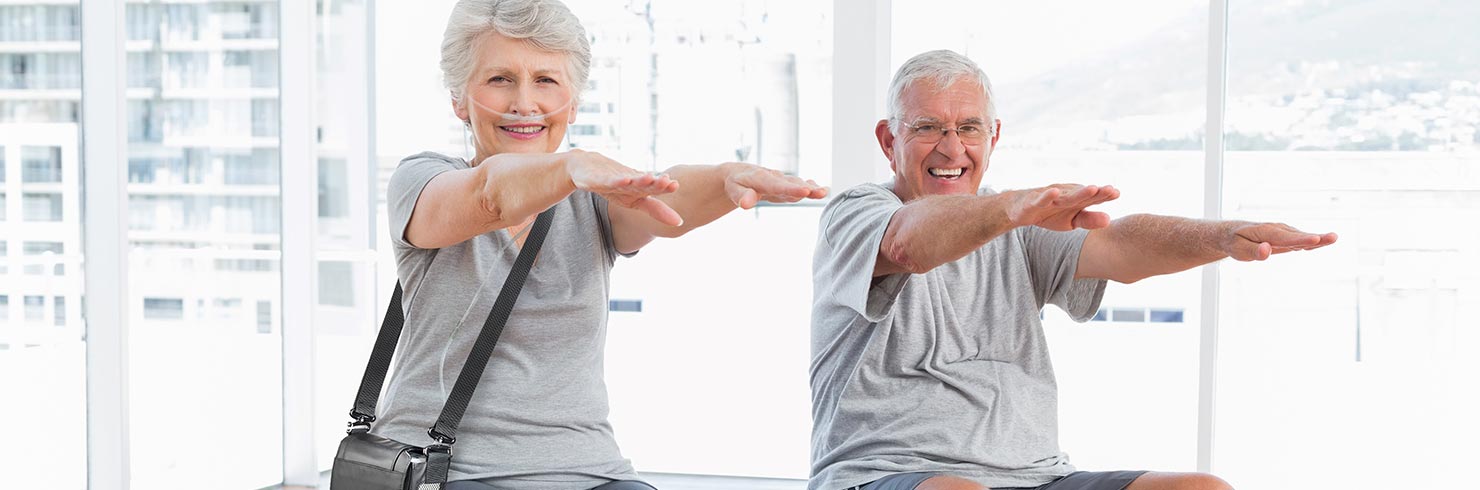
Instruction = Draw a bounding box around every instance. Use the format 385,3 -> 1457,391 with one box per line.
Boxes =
441,0 -> 591,109
886,50 -> 999,135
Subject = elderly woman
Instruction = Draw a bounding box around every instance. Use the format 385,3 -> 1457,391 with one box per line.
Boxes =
371,0 -> 827,489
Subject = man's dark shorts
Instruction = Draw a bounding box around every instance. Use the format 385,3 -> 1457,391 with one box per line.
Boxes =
853,471 -> 1149,490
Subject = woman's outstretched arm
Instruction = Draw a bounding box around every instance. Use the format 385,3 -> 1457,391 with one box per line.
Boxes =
404,150 -> 682,249
608,162 -> 828,254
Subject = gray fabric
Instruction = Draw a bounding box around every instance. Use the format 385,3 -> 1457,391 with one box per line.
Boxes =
856,470 -> 1146,490
445,479 -> 657,490
1003,470 -> 1148,490
374,152 -> 639,488
853,472 -> 935,490
809,184 -> 1108,490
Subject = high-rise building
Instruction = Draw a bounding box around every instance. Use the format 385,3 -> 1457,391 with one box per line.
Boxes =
0,1 -> 284,338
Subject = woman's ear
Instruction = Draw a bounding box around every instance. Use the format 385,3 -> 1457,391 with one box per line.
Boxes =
452,94 -> 470,125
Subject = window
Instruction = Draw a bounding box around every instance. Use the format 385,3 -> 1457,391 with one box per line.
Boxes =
142,298 -> 184,320
21,146 -> 62,183
1148,309 -> 1185,323
24,295 -> 45,322
255,300 -> 272,334
0,295 -> 8,320
317,261 -> 354,307
1111,308 -> 1147,323
22,193 -> 62,222
22,241 -> 62,276
1215,2 -> 1480,488
126,1 -> 284,487
53,296 -> 64,326
548,0 -> 834,478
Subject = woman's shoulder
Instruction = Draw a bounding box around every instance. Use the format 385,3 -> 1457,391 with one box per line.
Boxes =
397,151 -> 469,171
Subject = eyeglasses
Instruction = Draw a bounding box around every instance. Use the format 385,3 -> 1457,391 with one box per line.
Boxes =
896,119 -> 994,144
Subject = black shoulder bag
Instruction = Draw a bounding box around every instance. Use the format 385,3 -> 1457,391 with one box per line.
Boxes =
330,208 -> 554,490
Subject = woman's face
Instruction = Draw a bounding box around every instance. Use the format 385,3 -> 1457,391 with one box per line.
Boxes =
456,32 -> 578,159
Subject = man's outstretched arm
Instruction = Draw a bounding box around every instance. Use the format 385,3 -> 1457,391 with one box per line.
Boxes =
1076,214 -> 1338,284
876,184 -> 1120,276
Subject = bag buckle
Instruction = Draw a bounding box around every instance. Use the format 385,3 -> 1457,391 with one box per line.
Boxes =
347,410 -> 376,434
426,427 -> 456,446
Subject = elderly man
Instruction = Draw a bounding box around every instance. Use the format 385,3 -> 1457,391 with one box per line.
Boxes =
809,50 -> 1336,490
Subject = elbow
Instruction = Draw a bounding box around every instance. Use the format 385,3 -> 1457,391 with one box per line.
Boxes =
882,234 -> 933,275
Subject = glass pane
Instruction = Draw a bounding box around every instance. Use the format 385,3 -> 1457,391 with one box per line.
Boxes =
540,0 -> 832,479
892,0 -> 1207,472
125,2 -> 283,487
0,3 -> 85,488
313,0 -> 379,472
1217,1 -> 1480,488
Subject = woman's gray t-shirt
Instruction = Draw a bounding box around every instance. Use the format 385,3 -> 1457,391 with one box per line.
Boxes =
374,151 -> 638,488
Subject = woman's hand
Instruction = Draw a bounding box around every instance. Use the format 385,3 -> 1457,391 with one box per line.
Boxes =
565,150 -> 684,226
721,163 -> 830,209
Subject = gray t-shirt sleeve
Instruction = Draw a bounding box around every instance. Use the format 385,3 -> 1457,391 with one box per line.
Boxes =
1019,225 -> 1106,321
587,191 -> 636,263
387,152 -> 463,249
816,185 -> 909,322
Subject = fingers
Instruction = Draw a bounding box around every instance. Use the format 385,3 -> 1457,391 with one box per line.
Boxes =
633,196 -> 683,227
735,188 -> 759,209
1032,187 -> 1061,207
593,172 -> 678,197
1072,210 -> 1111,230
730,168 -> 828,206
1240,225 -> 1339,258
1230,238 -> 1273,261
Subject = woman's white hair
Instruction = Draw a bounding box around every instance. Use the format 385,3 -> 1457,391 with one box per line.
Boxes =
441,0 -> 591,109
886,50 -> 999,135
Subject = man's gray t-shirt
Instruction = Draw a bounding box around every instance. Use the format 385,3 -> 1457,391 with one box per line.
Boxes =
374,152 -> 639,488
809,184 -> 1107,490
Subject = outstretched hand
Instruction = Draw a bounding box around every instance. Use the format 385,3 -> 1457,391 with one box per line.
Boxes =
723,164 -> 829,209
1006,184 -> 1121,231
566,150 -> 684,227
1224,223 -> 1338,261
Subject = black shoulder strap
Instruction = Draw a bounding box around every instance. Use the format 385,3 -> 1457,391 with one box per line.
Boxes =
428,207 -> 553,444
346,208 -> 556,435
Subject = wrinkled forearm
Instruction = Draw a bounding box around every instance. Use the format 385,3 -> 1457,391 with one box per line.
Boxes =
877,193 -> 1018,276
645,162 -> 747,238
1084,214 -> 1246,282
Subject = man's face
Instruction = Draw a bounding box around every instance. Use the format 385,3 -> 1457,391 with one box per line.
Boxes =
876,78 -> 1000,202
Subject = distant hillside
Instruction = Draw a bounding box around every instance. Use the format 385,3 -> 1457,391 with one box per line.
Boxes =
997,0 -> 1480,151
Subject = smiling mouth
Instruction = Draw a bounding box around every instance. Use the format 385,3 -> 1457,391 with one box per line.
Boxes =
501,125 -> 546,134
928,167 -> 965,179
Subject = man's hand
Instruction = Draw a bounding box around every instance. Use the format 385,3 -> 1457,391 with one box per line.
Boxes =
1222,222 -> 1338,261
1006,184 -> 1120,231
564,149 -> 683,226
722,163 -> 829,209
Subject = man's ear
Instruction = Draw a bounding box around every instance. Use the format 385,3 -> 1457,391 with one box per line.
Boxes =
875,119 -> 896,172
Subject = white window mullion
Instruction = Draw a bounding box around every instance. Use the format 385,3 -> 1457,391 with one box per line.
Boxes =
81,0 -> 131,488
831,0 -> 892,191
1198,0 -> 1230,475
280,0 -> 319,485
